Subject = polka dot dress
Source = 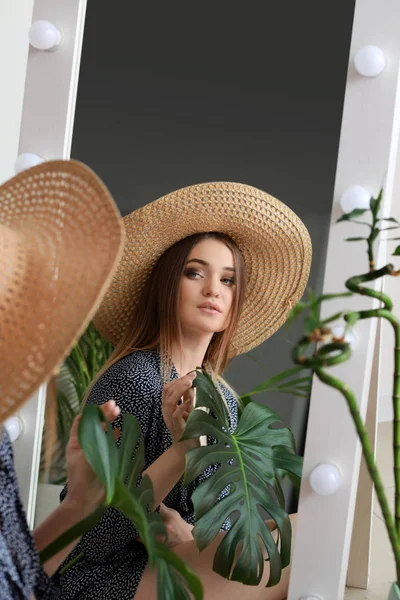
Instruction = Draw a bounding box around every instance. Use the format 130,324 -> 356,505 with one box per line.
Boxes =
0,429 -> 60,599
57,350 -> 238,599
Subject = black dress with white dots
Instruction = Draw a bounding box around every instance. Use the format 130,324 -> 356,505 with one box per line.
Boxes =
0,429 -> 60,599
57,350 -> 238,599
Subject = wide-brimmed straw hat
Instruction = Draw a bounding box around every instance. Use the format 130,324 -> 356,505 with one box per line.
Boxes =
93,182 -> 312,357
0,160 -> 124,422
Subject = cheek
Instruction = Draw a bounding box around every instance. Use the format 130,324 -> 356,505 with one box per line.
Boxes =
179,279 -> 197,311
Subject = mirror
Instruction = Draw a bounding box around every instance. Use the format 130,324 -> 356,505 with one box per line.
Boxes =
38,1 -> 356,517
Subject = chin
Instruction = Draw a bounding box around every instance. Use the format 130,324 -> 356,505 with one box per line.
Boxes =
183,320 -> 224,337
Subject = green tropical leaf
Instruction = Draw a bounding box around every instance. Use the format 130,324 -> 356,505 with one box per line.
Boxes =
345,237 -> 367,242
244,366 -> 306,396
182,370 -> 302,587
393,246 -> 400,256
316,292 -> 353,303
275,376 -> 312,390
371,228 -> 380,243
156,542 -> 204,600
345,312 -> 359,327
321,311 -> 348,326
286,301 -> 308,325
370,189 -> 382,218
78,405 -> 118,502
239,394 -> 254,408
304,314 -> 320,334
336,208 -> 368,223
379,217 -> 399,223
41,406 -> 203,599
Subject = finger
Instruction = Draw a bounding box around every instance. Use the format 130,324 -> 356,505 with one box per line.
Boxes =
163,374 -> 196,405
100,400 -> 121,422
181,388 -> 194,406
173,404 -> 192,427
68,414 -> 81,440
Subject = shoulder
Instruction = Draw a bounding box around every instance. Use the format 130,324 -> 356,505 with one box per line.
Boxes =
115,350 -> 162,382
89,350 -> 162,404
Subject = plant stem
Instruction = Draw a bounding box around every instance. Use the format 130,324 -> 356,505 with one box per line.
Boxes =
385,313 -> 400,535
315,367 -> 400,583
345,265 -> 400,535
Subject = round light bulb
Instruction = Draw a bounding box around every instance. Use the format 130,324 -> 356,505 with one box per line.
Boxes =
14,153 -> 45,174
354,45 -> 386,77
309,463 -> 341,496
340,185 -> 371,213
29,20 -> 62,51
330,326 -> 357,350
4,416 -> 24,443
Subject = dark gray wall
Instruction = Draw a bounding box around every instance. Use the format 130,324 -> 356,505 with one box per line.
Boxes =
71,1 -> 355,507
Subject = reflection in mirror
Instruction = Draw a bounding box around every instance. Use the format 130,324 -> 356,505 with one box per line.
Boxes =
35,0 -> 356,595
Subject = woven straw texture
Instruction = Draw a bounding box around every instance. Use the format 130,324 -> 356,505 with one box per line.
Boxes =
93,182 -> 312,356
0,160 -> 124,422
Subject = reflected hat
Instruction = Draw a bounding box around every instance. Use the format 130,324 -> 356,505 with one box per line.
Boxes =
93,181 -> 312,356
0,160 -> 124,422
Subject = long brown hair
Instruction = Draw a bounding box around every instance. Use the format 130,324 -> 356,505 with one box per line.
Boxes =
83,232 -> 246,403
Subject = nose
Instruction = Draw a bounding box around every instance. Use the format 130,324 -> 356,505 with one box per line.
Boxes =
202,276 -> 221,298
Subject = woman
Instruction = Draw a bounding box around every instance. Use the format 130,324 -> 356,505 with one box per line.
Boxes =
0,159 -> 125,599
58,181 -> 312,599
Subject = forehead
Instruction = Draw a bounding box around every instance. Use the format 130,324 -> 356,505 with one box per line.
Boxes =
188,238 -> 234,264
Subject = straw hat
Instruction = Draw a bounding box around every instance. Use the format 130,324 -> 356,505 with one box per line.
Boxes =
93,182 -> 312,356
0,160 -> 124,422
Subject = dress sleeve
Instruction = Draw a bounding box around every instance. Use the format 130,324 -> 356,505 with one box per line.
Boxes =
59,352 -> 158,561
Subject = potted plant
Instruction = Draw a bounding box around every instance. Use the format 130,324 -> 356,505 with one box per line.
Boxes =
40,322 -> 114,484
287,189 -> 400,599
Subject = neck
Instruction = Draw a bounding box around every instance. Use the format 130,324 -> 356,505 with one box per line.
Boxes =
170,333 -> 212,377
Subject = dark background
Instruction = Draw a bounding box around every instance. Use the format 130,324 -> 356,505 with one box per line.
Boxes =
71,0 -> 356,508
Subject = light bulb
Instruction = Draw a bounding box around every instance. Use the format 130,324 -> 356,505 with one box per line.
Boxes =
354,45 -> 386,77
4,416 -> 24,443
330,326 -> 357,350
309,463 -> 341,496
29,20 -> 62,51
14,153 -> 45,174
299,596 -> 323,600
340,185 -> 371,213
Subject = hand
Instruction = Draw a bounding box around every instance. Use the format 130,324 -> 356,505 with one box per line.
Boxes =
162,372 -> 197,443
64,400 -> 120,517
159,503 -> 194,548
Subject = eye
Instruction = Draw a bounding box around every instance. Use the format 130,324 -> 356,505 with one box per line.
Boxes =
185,269 -> 202,279
222,277 -> 235,286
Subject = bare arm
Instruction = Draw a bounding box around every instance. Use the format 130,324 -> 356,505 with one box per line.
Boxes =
144,439 -> 197,509
33,400 -> 120,576
144,371 -> 199,508
32,498 -> 95,576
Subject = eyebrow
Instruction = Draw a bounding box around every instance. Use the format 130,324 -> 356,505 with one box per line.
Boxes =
186,258 -> 236,272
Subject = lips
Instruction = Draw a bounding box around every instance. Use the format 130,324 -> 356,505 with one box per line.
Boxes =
198,302 -> 221,313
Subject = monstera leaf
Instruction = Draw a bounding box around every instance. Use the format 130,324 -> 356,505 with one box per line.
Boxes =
181,370 -> 302,588
40,405 -> 203,600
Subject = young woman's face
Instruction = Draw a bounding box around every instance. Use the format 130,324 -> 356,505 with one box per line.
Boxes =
179,238 -> 235,338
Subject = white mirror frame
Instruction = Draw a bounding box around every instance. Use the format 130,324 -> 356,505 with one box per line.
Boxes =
289,0 -> 400,597
2,0 -> 399,596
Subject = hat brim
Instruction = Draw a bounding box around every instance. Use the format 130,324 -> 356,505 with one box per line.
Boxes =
93,182 -> 311,356
0,160 -> 124,421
